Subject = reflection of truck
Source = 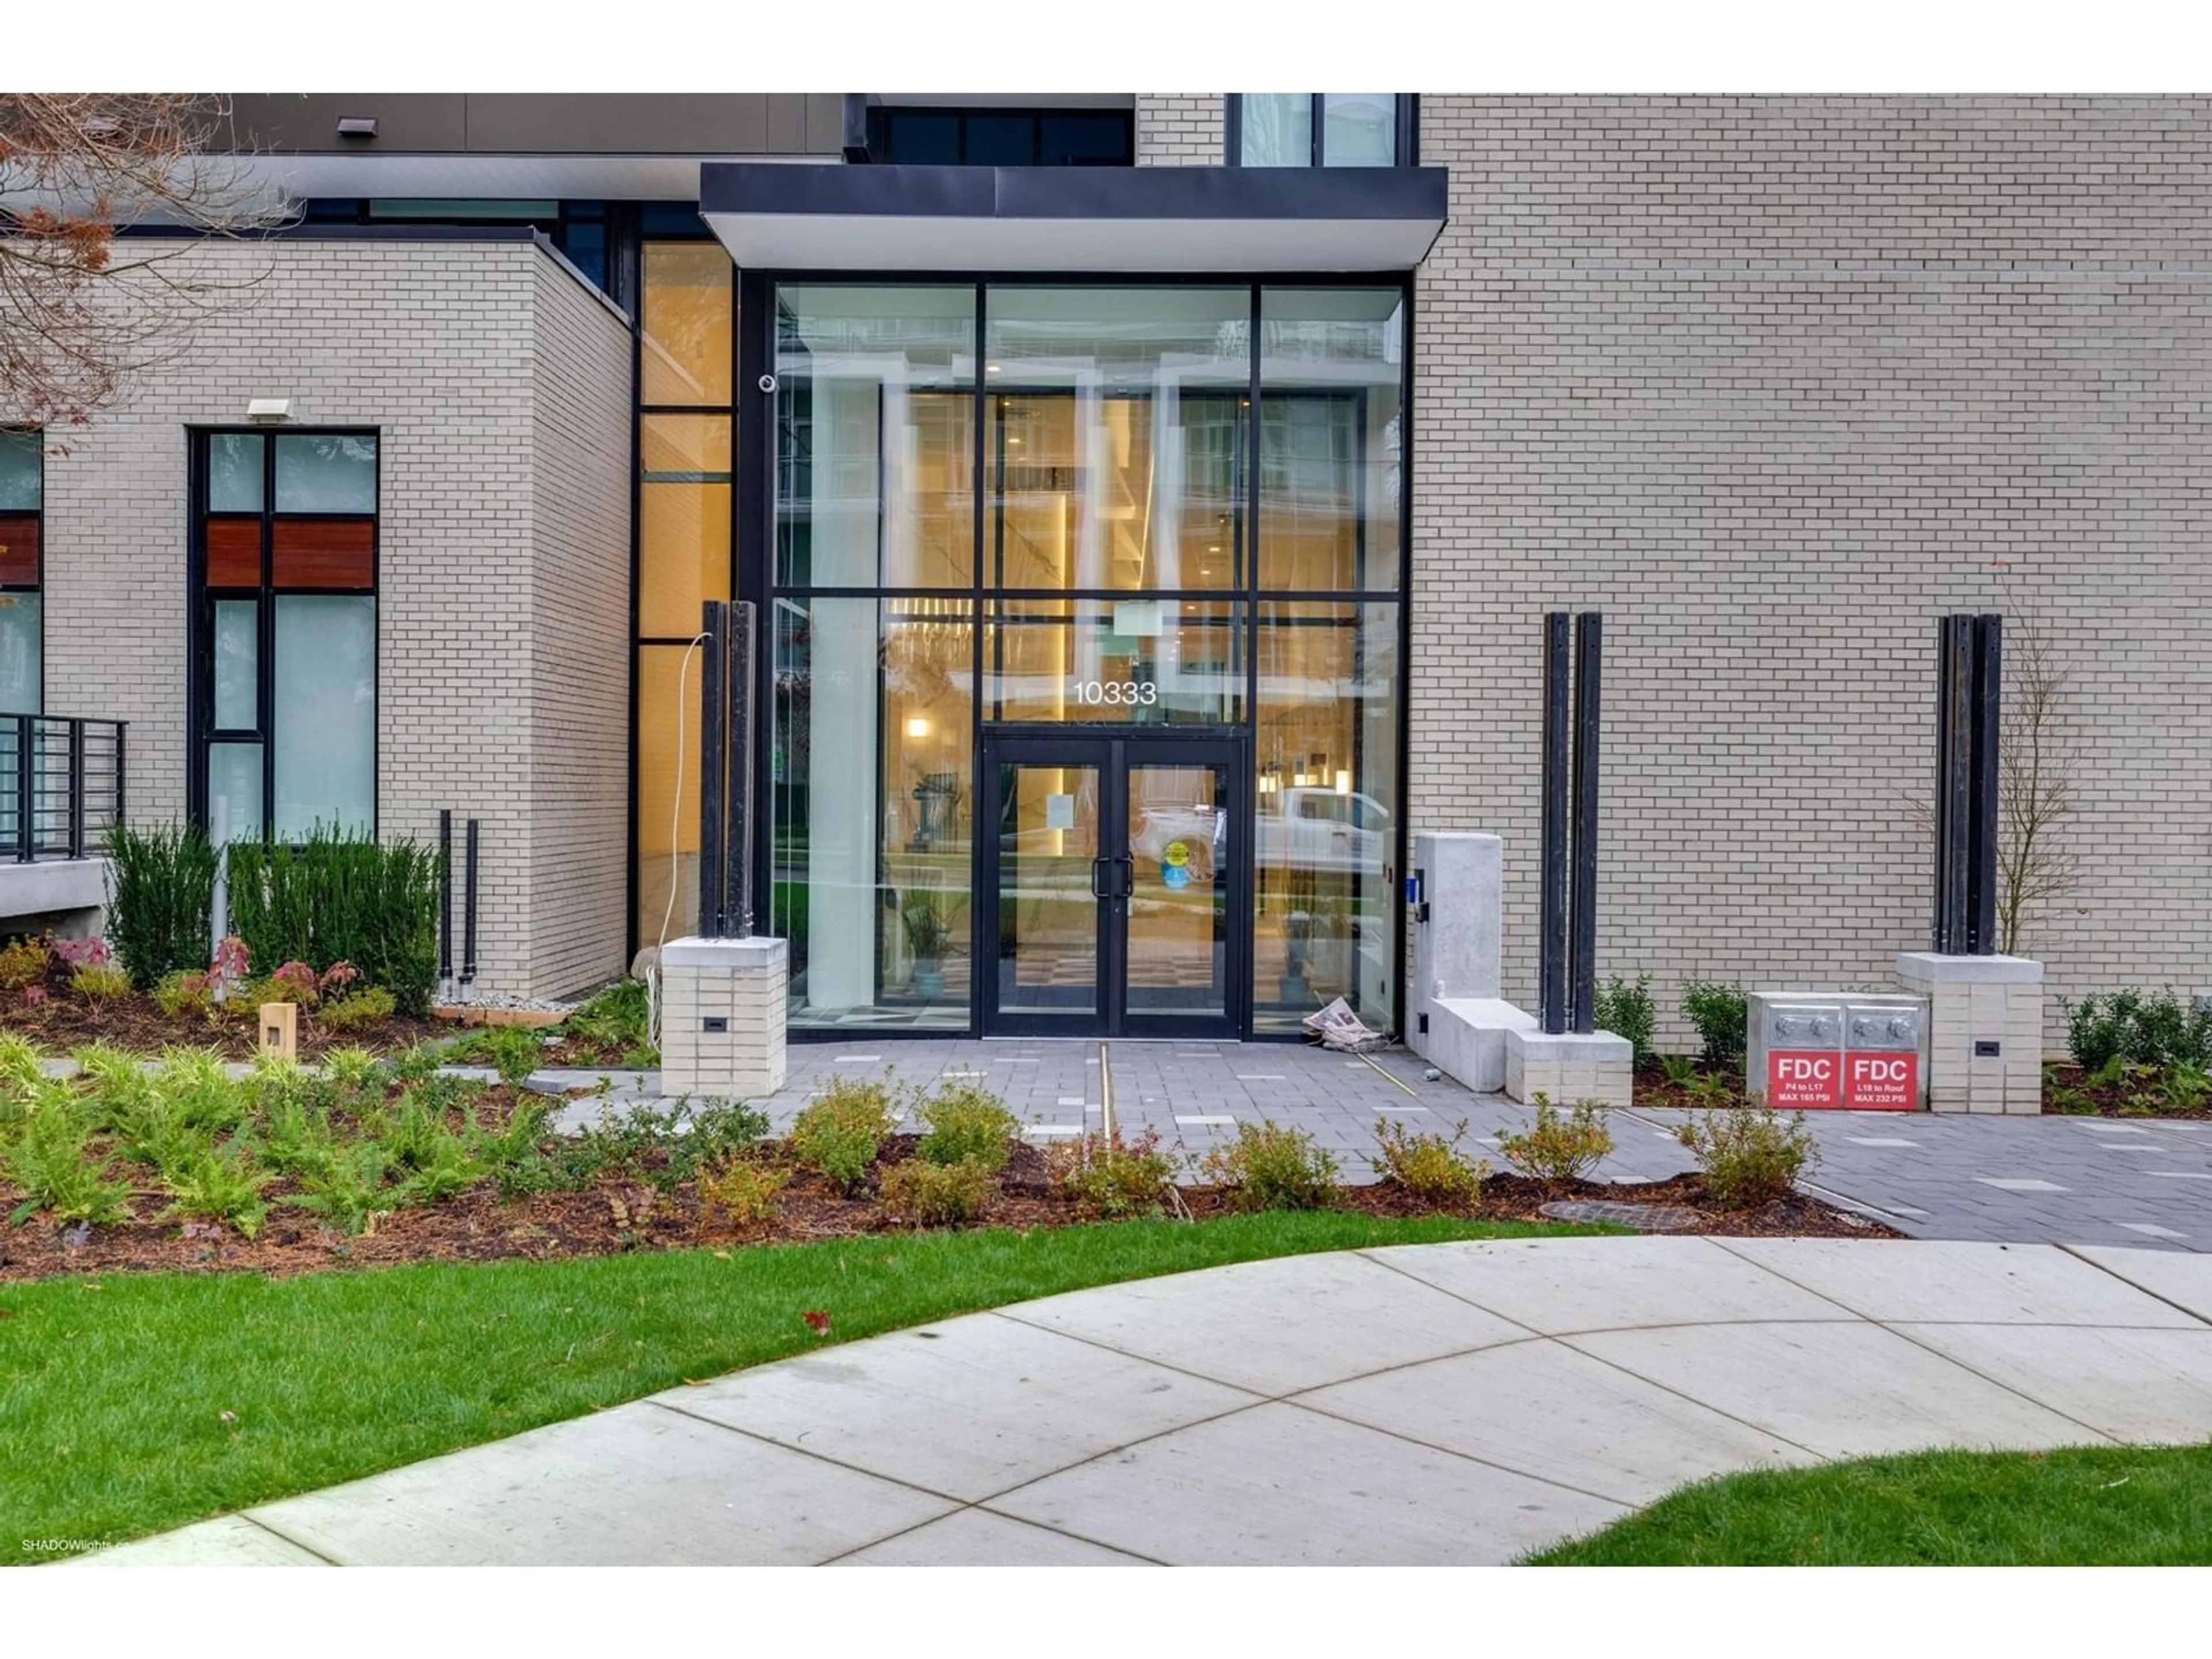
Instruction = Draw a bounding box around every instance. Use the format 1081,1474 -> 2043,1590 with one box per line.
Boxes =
1257,789 -> 1391,878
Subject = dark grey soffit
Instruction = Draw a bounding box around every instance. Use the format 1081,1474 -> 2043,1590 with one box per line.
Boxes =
700,162 -> 1449,272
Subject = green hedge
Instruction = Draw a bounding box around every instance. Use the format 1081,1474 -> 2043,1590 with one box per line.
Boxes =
103,820 -> 218,989
225,826 -> 442,1015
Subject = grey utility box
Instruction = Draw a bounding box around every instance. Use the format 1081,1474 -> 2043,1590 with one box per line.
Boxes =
1747,991 -> 1926,1112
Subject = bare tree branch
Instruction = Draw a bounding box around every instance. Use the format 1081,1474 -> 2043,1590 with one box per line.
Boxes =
0,93 -> 283,426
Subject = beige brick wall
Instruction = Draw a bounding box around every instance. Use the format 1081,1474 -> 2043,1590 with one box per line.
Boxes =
1410,96 -> 2212,1050
43,235 -> 630,998
1135,94 -> 1225,165
526,254 -> 633,997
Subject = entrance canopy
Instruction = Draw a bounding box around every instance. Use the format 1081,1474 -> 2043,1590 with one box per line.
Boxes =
700,162 -> 1448,272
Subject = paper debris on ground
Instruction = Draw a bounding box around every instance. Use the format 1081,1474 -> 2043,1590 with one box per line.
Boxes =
1303,997 -> 1390,1052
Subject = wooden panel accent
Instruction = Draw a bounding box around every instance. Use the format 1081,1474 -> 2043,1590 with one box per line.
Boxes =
272,519 -> 374,589
206,518 -> 263,586
0,516 -> 36,586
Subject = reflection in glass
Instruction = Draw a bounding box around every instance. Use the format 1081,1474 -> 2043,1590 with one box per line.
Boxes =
638,414 -> 732,637
772,594 -> 975,1027
1239,94 -> 1313,166
986,287 -> 1247,591
642,243 -> 734,406
986,601 -> 1243,725
995,760 -> 1100,1014
207,741 -> 264,844
0,594 -> 38,715
1323,95 -> 1397,165
1260,289 -> 1403,590
0,431 -> 42,510
775,285 -> 976,588
274,434 -> 377,514
272,596 -> 375,838
207,433 -> 263,512
1253,601 -> 1399,1033
1126,762 -> 1229,1018
213,601 -> 257,730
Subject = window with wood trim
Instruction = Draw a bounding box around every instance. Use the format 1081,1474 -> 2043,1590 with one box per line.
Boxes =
0,430 -> 42,715
191,429 -> 379,843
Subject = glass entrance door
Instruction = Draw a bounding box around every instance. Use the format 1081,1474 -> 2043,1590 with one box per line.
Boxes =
982,734 -> 1243,1037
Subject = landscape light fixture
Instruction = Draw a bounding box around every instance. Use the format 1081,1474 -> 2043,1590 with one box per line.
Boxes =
244,397 -> 293,423
336,117 -> 379,139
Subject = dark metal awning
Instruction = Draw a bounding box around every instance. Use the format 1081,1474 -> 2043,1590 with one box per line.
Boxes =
700,162 -> 1448,273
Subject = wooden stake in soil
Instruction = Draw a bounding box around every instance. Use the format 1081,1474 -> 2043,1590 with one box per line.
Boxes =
259,1001 -> 298,1061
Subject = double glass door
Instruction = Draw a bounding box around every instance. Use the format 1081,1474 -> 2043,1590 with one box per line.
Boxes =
982,733 -> 1244,1037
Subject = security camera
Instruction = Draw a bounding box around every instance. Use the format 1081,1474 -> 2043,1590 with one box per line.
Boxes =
757,374 -> 778,394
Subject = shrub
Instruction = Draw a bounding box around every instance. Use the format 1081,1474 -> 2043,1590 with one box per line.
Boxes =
319,960 -> 359,998
226,825 -> 442,1014
1495,1097 -> 1615,1184
787,1075 -> 899,1194
3,1096 -> 134,1227
53,936 -> 109,971
69,961 -> 132,1001
654,1100 -> 770,1189
153,1047 -> 250,1134
104,819 -> 218,989
1047,1128 -> 1178,1219
0,935 -> 52,992
698,1157 -> 789,1229
321,987 -> 398,1032
1675,1105 -> 1819,1209
320,1044 -> 383,1096
289,1142 -> 392,1236
153,969 -> 216,1021
877,1156 -> 994,1226
0,1033 -> 44,1099
469,1024 -> 545,1096
1370,1118 -> 1487,1207
914,1082 -> 1020,1174
1681,980 -> 1748,1067
564,978 -> 652,1053
158,1141 -> 276,1239
1200,1120 -> 1339,1212
1658,1052 -> 1700,1088
2065,991 -> 2212,1074
263,961 -> 321,1007
1593,974 -> 1656,1063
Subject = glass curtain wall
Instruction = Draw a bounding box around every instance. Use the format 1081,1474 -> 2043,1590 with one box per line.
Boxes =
768,281 -> 1407,1036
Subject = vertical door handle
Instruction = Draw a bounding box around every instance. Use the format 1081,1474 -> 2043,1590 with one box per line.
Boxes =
1115,856 -> 1135,898
1091,857 -> 1111,899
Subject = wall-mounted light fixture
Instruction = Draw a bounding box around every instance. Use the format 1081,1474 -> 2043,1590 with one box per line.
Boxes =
245,397 -> 293,423
336,117 -> 379,140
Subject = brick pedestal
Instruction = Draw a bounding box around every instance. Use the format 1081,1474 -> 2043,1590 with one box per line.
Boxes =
1505,1028 -> 1635,1108
659,937 -> 788,1100
1893,951 -> 2044,1114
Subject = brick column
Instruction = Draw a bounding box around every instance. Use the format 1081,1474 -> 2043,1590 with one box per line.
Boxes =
660,937 -> 788,1100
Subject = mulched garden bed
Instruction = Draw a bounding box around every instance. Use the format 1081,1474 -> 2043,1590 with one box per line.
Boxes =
2040,1062 -> 2212,1120
1628,1057 -> 1747,1111
0,987 -> 449,1060
0,1126 -> 1895,1285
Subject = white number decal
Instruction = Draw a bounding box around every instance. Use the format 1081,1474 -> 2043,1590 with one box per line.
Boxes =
1069,679 -> 1157,708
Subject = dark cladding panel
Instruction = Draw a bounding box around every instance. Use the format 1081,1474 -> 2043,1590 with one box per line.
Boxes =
222,94 -> 469,154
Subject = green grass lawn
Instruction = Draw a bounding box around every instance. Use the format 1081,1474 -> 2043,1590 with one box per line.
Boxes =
1,1212 -> 1594,1565
1525,1444 -> 2212,1565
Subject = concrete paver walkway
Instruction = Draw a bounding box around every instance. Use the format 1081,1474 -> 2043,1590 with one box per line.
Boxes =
78,1237 -> 2212,1567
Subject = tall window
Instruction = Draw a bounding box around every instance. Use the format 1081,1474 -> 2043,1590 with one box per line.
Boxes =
192,430 -> 379,843
0,430 -> 41,714
1230,96 -> 1411,168
634,239 -> 735,947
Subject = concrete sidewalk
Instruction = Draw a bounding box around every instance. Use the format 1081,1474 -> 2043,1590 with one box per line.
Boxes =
78,1237 -> 2212,1567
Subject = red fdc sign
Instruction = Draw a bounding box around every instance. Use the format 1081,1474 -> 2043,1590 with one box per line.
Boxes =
1847,1052 -> 1919,1111
1767,1050 -> 1842,1110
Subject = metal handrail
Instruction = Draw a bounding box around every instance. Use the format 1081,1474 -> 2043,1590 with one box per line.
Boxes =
0,715 -> 128,863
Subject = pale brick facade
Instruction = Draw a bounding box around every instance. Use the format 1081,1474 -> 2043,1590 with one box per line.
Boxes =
1134,94 -> 1225,165
45,234 -> 631,999
1139,94 -> 2212,1050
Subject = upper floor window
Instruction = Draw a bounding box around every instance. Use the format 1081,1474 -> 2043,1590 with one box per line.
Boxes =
0,429 -> 42,715
1230,95 -> 1412,168
866,107 -> 1133,167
